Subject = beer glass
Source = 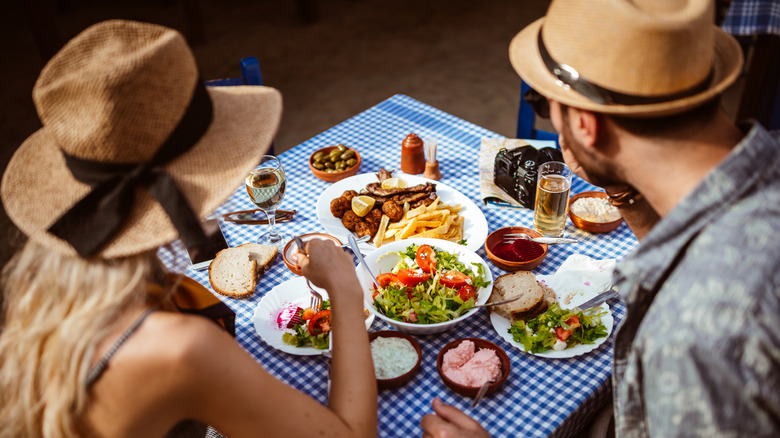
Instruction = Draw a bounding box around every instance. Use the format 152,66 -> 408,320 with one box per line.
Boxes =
533,161 -> 572,237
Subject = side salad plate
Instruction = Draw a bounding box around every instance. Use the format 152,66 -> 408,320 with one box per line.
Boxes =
315,173 -> 488,253
253,276 -> 375,356
490,302 -> 614,359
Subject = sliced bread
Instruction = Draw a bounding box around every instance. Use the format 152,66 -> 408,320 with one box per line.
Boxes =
488,271 -> 554,323
208,243 -> 277,298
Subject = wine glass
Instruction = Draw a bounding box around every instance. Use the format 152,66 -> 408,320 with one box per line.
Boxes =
245,155 -> 288,246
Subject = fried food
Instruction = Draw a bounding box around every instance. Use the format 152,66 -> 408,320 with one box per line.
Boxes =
381,201 -> 404,222
330,196 -> 351,219
328,169 -> 452,244
383,200 -> 464,243
341,210 -> 361,231
354,221 -> 375,238
342,190 -> 358,202
365,208 -> 383,225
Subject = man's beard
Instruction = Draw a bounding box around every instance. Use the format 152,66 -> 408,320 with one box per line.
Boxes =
559,115 -> 624,188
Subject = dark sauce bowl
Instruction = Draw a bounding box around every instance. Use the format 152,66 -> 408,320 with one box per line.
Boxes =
484,227 -> 548,271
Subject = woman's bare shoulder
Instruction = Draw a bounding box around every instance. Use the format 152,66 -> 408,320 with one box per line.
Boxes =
135,311 -> 237,368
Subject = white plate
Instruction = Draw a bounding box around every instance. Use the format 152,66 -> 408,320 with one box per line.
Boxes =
490,302 -> 614,359
355,238 -> 493,335
252,276 -> 375,356
315,173 -> 488,253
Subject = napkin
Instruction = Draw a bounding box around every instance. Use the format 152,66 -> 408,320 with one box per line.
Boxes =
537,254 -> 616,309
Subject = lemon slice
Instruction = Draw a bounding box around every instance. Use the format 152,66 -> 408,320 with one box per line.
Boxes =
351,195 -> 375,217
380,177 -> 408,190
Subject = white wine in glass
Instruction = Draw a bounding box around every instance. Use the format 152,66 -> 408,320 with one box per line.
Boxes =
245,155 -> 288,245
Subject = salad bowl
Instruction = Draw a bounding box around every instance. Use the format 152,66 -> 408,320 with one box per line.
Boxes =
355,238 -> 493,335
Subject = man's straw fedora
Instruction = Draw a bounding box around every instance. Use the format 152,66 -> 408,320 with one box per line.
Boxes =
509,0 -> 743,117
1,20 -> 282,259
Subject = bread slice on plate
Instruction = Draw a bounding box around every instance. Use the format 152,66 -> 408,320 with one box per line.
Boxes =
488,271 -> 555,323
208,243 -> 277,298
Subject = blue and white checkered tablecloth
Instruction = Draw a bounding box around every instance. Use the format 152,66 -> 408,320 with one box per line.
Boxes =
722,0 -> 780,36
159,94 -> 638,438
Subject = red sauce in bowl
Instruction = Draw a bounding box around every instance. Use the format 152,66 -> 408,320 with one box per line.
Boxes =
490,239 -> 544,262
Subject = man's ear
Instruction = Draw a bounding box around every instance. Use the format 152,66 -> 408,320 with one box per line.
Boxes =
567,107 -> 601,150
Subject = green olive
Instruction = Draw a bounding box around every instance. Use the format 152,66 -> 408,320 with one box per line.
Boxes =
337,144 -> 347,153
346,158 -> 357,167
336,161 -> 347,170
329,149 -> 341,158
312,151 -> 325,162
324,161 -> 335,169
340,150 -> 355,160
313,162 -> 325,170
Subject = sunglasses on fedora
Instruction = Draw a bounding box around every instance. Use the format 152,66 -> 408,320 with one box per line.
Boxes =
524,88 -> 550,119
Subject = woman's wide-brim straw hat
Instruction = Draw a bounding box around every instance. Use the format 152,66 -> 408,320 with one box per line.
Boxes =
509,0 -> 743,117
1,20 -> 282,259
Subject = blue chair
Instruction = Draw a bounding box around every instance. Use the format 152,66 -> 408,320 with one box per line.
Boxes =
516,79 -> 560,147
205,56 -> 264,87
205,57 -> 275,155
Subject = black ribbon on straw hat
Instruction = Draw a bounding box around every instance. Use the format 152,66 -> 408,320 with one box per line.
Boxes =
48,80 -> 213,258
537,28 -> 713,106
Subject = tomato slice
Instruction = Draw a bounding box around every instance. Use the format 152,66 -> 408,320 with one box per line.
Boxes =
376,273 -> 401,288
458,285 -> 477,301
308,310 -> 331,335
565,315 -> 580,330
555,326 -> 572,342
415,245 -> 437,273
439,270 -> 471,288
397,268 -> 431,286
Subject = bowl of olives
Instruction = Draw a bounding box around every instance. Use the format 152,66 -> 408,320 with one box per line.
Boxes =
309,144 -> 361,182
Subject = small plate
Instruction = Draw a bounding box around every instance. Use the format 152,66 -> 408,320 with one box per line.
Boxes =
490,302 -> 613,359
253,276 -> 375,356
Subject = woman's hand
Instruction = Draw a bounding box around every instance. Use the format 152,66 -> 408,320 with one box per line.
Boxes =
420,398 -> 492,438
295,239 -> 357,292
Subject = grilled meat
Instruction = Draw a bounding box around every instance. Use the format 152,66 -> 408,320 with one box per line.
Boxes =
376,168 -> 394,182
364,182 -> 435,197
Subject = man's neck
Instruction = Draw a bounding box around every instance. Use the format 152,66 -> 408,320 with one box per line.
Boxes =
621,111 -> 745,217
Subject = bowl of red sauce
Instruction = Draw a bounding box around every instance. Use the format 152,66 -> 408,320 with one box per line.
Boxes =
484,227 -> 547,271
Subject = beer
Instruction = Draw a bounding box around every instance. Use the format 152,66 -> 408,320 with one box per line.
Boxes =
533,162 -> 572,237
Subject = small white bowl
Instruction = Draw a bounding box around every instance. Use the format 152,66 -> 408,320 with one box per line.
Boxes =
355,238 -> 493,335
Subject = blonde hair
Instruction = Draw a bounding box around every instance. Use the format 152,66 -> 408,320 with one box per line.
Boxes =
0,240 -> 167,437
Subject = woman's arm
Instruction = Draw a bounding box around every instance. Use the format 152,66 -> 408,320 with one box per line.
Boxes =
161,240 -> 376,437
298,239 -> 378,434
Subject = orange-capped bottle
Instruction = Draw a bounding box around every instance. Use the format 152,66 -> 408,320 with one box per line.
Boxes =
401,133 -> 425,174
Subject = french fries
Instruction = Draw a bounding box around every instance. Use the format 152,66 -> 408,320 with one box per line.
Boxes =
382,199 -> 464,244
373,214 -> 391,247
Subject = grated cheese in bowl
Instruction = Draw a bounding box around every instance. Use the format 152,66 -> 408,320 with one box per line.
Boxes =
371,336 -> 418,379
570,197 -> 621,223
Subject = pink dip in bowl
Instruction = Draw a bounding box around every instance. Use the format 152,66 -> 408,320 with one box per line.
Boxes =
441,339 -> 501,388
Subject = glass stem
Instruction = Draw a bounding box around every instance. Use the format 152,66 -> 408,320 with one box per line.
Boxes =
265,208 -> 279,241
